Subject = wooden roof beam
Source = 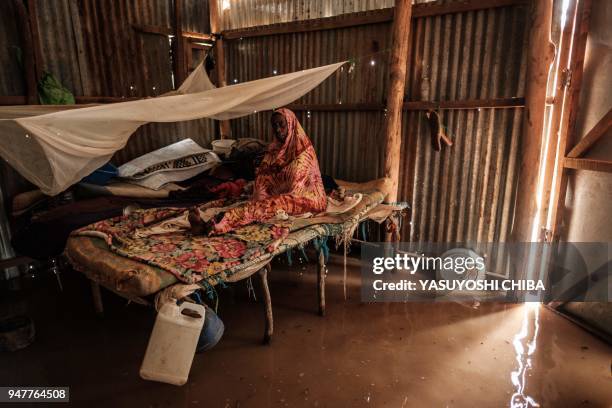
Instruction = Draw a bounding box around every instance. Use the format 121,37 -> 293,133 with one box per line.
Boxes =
564,157 -> 612,173
566,108 -> 612,158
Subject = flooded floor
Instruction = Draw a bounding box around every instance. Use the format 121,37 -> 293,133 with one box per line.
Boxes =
1,255 -> 611,407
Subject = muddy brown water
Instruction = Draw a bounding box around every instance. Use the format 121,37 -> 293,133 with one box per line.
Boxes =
1,256 -> 610,407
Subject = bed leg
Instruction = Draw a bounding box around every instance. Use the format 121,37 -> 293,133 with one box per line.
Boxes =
317,249 -> 326,316
259,264 -> 273,344
90,281 -> 104,318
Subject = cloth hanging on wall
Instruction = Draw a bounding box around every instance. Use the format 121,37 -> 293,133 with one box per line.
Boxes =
0,61 -> 345,196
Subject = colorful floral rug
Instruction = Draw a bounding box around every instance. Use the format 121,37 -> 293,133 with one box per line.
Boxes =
72,200 -> 289,284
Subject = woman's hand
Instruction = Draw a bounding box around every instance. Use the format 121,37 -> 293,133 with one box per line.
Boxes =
210,179 -> 247,198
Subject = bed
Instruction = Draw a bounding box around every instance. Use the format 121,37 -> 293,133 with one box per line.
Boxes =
64,179 -> 402,343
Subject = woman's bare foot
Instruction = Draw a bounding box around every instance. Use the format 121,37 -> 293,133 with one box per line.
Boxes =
189,208 -> 213,236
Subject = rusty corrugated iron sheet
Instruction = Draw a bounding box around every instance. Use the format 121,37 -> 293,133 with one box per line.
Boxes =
182,0 -> 211,33
0,0 -> 217,182
219,0 -> 395,30
33,0 -> 86,95
217,0 -> 445,30
400,108 -> 523,244
8,0 -> 213,99
400,4 -> 528,244
73,0 -> 173,97
231,110 -> 386,182
225,23 -> 391,103
0,1 -> 26,96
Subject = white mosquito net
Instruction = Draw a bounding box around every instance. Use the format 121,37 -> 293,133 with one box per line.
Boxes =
0,61 -> 345,196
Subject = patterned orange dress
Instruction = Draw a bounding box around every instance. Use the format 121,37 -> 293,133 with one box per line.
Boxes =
213,108 -> 326,234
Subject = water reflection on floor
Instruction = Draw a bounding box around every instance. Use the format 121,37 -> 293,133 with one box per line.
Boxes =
510,302 -> 540,408
1,256 -> 610,407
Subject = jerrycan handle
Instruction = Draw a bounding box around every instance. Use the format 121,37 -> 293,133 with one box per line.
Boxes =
179,301 -> 205,320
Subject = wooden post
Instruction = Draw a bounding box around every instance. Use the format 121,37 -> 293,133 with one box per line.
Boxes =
209,0 -> 232,138
90,281 -> 104,318
511,0 -> 555,243
537,0 -> 578,241
13,0 -> 38,104
550,0 -> 593,239
173,0 -> 186,85
383,0 -> 412,204
258,264 -> 273,344
26,0 -> 43,83
317,249 -> 326,316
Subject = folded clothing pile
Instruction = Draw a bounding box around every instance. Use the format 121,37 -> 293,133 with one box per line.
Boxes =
222,138 -> 268,181
118,139 -> 221,190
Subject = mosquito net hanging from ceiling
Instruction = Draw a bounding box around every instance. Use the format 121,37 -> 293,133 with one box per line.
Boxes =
0,61 -> 345,196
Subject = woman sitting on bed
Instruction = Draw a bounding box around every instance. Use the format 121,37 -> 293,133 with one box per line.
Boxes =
191,108 -> 326,235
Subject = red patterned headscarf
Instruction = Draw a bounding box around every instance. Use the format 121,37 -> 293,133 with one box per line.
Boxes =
258,108 -> 312,172
249,108 -> 325,206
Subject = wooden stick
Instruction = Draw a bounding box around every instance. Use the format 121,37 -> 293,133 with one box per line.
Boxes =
209,0 -> 232,139
258,264 -> 273,344
563,157 -> 612,173
182,31 -> 215,41
133,23 -> 174,36
90,281 -> 104,318
405,97 -> 525,110
317,249 -> 326,316
287,97 -> 525,112
133,24 -> 214,41
173,0 -> 186,85
412,0 -> 528,17
511,0 -> 555,243
440,132 -> 453,147
383,0 -> 412,204
566,108 -> 612,158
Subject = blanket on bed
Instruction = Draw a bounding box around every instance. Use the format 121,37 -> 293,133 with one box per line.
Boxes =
68,183 -> 388,289
73,198 -> 289,284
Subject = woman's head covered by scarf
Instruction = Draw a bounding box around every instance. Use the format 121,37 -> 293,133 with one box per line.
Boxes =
262,108 -> 313,170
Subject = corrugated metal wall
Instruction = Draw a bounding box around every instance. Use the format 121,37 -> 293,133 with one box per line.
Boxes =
225,1 -> 529,244
44,0 -> 216,165
0,0 -> 529,248
183,0 -> 211,33
0,1 -> 26,97
0,0 -> 216,169
32,0 -> 174,98
220,0 -> 393,29
227,21 -> 392,182
219,0 -> 441,30
401,4 -> 528,243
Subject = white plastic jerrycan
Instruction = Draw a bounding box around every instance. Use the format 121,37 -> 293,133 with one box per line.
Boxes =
140,302 -> 206,385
